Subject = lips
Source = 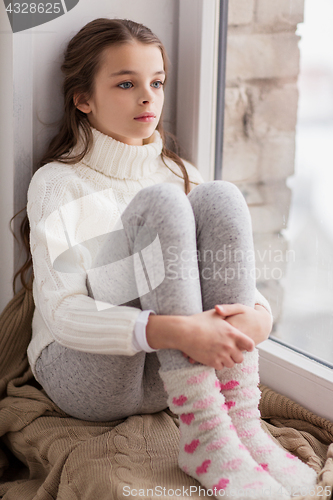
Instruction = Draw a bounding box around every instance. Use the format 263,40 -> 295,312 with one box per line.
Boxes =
134,112 -> 156,122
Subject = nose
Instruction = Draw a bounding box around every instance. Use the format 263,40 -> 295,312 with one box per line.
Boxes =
139,85 -> 154,105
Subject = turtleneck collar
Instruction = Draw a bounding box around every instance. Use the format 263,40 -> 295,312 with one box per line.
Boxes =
72,126 -> 164,180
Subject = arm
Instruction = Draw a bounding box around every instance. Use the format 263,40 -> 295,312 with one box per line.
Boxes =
146,309 -> 255,370
146,299 -> 271,368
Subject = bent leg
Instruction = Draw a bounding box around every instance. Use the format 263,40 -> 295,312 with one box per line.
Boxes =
187,180 -> 256,310
129,183 -> 285,498
187,181 -> 316,493
35,342 -> 155,421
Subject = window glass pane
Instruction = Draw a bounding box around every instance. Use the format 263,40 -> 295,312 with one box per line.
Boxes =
271,0 -> 333,365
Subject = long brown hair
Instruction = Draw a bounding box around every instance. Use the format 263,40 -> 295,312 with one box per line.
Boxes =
12,18 -> 197,294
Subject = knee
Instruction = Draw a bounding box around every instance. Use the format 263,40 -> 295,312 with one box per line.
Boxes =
190,180 -> 242,198
189,180 -> 248,210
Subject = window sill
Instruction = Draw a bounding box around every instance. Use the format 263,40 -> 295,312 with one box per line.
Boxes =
258,338 -> 333,422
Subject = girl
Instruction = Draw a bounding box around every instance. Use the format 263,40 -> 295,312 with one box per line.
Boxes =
18,18 -> 316,499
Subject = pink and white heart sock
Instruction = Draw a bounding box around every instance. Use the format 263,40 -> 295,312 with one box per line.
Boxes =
159,364 -> 290,499
216,348 -> 317,496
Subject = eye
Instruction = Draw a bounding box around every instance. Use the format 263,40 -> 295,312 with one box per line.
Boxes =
118,81 -> 133,89
151,80 -> 164,89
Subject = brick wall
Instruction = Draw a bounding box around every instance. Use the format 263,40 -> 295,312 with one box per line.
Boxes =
222,0 -> 304,322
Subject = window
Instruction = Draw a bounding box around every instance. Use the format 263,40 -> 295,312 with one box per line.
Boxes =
271,0 -> 333,369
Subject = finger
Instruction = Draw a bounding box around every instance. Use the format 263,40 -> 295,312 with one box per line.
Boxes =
214,305 -> 226,317
228,324 -> 255,352
237,334 -> 255,352
224,322 -> 255,352
215,303 -> 245,317
222,357 -> 235,369
231,350 -> 244,364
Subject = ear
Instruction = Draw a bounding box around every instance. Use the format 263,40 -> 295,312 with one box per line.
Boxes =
73,92 -> 91,114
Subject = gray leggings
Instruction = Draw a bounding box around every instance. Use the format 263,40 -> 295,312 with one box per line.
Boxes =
35,181 -> 256,421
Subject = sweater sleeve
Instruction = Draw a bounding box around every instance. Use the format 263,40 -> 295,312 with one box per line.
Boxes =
254,288 -> 273,320
132,310 -> 158,352
27,166 -> 142,356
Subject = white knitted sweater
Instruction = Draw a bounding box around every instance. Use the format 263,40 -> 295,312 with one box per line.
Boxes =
26,126 -> 271,378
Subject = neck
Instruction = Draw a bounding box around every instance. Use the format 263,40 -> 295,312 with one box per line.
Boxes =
71,125 -> 164,180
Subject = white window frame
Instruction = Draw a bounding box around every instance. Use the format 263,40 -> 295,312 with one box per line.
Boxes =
258,339 -> 333,422
177,0 -> 220,182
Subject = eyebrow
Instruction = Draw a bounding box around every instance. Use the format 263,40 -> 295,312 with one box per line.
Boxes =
109,70 -> 166,77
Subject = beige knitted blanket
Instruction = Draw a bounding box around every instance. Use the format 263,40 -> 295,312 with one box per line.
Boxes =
0,278 -> 332,499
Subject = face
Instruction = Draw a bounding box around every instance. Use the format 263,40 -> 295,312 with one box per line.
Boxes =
75,41 -> 165,146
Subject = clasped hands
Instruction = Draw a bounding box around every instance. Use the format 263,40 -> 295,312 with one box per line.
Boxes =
181,303 -> 273,370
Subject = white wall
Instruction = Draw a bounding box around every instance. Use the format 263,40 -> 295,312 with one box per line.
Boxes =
0,6 -> 14,311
